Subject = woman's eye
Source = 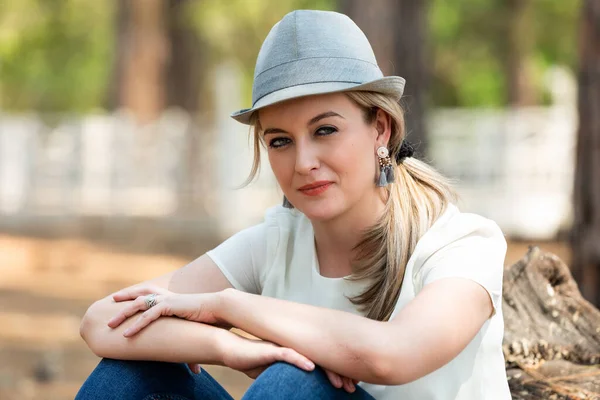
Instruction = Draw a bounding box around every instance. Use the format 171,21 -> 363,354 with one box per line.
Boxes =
268,137 -> 291,148
316,126 -> 337,136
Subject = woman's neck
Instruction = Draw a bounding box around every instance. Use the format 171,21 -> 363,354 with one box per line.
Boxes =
310,192 -> 386,277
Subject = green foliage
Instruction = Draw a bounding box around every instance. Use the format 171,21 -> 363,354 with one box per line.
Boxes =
0,0 -> 114,112
192,0 -> 581,108
532,0 -> 580,71
0,0 -> 582,111
429,0 -> 581,107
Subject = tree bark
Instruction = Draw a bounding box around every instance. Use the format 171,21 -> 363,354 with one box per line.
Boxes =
503,247 -> 600,399
105,0 -> 204,213
571,0 -> 600,308
164,0 -> 204,215
106,0 -> 203,122
390,0 -> 429,155
505,0 -> 536,106
339,0 -> 394,75
338,0 -> 429,155
165,0 -> 203,112
108,0 -> 168,123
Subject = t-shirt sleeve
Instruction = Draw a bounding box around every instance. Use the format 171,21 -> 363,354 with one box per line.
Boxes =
416,214 -> 507,316
206,223 -> 269,295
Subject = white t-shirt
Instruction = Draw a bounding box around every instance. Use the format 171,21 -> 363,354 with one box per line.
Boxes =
207,204 -> 511,400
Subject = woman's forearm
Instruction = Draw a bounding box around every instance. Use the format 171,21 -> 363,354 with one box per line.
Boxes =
81,297 -> 228,365
218,289 -> 394,384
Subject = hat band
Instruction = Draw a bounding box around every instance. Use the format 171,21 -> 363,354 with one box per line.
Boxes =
252,57 -> 384,107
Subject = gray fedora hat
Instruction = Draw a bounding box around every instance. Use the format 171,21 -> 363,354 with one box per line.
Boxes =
231,10 -> 406,125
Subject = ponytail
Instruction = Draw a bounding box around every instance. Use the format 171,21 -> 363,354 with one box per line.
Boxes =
346,92 -> 456,321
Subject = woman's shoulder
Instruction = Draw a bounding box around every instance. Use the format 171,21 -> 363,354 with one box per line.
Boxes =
428,203 -> 504,242
411,203 -> 507,267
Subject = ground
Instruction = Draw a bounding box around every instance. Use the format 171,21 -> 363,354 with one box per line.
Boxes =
0,234 -> 572,400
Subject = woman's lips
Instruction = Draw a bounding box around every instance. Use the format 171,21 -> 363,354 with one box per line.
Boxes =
298,181 -> 333,196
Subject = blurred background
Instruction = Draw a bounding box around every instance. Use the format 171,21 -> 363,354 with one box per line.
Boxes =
0,0 -> 598,398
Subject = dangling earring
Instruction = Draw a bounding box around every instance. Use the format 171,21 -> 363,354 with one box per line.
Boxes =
376,146 -> 395,187
282,196 -> 294,209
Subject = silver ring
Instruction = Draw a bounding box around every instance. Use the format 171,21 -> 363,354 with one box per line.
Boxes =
145,293 -> 158,309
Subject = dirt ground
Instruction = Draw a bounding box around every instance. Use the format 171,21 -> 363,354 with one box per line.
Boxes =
0,234 -> 572,400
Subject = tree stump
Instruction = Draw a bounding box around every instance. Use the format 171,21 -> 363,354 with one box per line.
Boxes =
503,247 -> 600,399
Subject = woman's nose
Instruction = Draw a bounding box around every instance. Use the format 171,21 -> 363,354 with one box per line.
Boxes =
294,141 -> 320,175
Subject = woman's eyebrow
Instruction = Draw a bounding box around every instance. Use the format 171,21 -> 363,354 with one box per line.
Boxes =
308,111 -> 344,126
263,127 -> 287,135
263,111 -> 344,135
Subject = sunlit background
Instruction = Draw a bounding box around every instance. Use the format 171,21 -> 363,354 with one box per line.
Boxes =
0,0 -> 594,399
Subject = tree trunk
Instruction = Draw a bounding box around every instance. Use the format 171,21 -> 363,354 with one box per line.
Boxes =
165,0 -> 203,112
338,0 -> 429,155
106,0 -> 203,122
105,0 -> 129,112
571,0 -> 600,308
503,247 -> 600,399
106,0 -> 204,213
107,0 -> 168,124
391,0 -> 429,156
164,0 -> 204,215
339,0 -> 394,75
505,0 -> 536,106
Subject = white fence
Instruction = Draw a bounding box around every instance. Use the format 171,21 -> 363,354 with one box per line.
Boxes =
0,101 -> 577,240
0,110 -> 198,216
429,104 -> 576,239
0,109 -> 281,238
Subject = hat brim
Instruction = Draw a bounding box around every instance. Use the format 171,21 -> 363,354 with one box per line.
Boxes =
230,76 -> 405,125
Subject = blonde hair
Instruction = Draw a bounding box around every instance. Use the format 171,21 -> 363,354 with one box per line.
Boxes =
247,91 -> 456,321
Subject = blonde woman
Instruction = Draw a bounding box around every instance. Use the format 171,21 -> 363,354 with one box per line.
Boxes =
77,10 -> 510,400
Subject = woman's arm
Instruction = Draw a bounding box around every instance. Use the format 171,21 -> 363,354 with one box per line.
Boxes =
83,297 -> 314,376
81,292 -> 225,363
79,255 -> 232,361
218,277 -> 493,385
80,255 -> 314,374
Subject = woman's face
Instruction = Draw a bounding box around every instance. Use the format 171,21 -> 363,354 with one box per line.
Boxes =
259,93 -> 391,221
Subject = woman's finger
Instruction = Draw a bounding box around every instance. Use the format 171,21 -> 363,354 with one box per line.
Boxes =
107,295 -> 153,328
324,369 -> 356,393
324,369 -> 343,389
187,363 -> 201,374
243,366 -> 267,379
275,347 -> 315,372
123,304 -> 164,337
342,376 -> 356,393
112,285 -> 165,302
112,288 -> 152,302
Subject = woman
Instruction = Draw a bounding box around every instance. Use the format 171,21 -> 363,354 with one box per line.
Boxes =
77,10 -> 510,400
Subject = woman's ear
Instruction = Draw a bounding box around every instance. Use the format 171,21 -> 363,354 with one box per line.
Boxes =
374,109 -> 392,146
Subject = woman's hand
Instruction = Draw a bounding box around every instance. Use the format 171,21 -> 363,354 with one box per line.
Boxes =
223,333 -> 315,379
323,368 -> 359,393
108,292 -> 222,336
110,283 -> 172,303
108,284 -> 218,374
224,334 -> 356,392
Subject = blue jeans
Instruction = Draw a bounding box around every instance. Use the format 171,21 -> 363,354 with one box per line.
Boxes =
75,359 -> 376,399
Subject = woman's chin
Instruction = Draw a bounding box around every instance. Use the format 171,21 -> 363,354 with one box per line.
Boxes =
293,199 -> 342,221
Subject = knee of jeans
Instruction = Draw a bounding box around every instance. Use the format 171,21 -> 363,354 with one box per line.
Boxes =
95,358 -> 188,377
262,362 -> 309,378
247,362 -> 328,394
76,358 -> 193,400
